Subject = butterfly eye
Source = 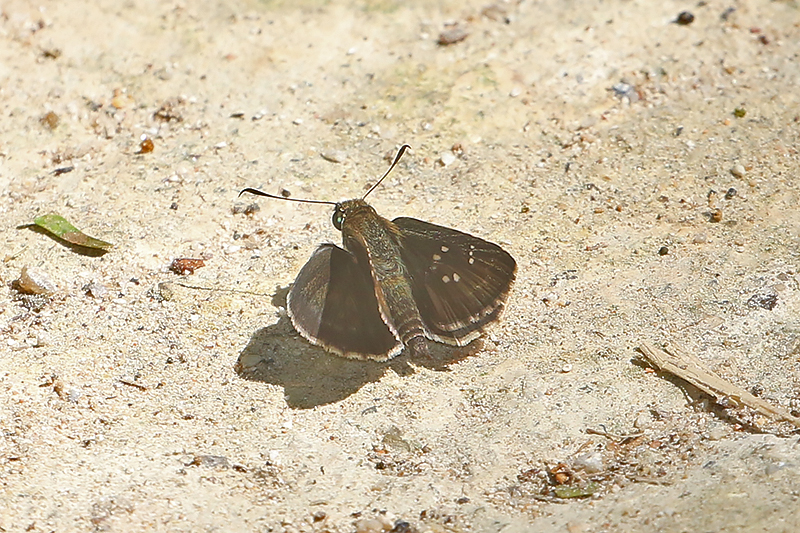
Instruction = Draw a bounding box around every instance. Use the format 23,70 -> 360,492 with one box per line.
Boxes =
332,208 -> 345,230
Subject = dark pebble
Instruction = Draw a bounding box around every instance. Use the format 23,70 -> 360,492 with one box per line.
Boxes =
676,11 -> 694,25
747,292 -> 778,310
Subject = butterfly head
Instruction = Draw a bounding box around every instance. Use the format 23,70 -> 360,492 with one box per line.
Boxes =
332,199 -> 375,231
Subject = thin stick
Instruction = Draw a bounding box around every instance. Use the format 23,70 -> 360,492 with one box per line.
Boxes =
585,427 -> 643,442
638,343 -> 800,428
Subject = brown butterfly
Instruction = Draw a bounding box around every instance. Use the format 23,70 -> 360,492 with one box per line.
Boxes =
240,145 -> 516,361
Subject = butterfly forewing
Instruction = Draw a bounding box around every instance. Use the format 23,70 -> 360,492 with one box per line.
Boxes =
287,243 -> 402,360
393,217 -> 516,345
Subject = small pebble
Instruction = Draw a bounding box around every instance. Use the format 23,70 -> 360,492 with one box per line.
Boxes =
482,4 -> 510,23
439,152 -> 456,167
709,208 -> 723,223
54,380 -> 80,402
137,137 -> 154,154
747,292 -> 778,310
354,519 -> 384,533
658,246 -> 669,256
26,335 -> 48,347
321,150 -> 347,163
725,187 -> 737,199
574,451 -> 604,473
15,267 -> 56,295
232,202 -> 260,215
611,82 -> 638,102
390,520 -> 413,533
730,164 -> 746,178
561,364 -> 573,373
189,455 -> 230,469
153,281 -> 175,302
15,294 -> 50,312
633,411 -> 652,430
541,292 -> 559,306
65,387 -> 82,403
84,282 -> 108,299
40,111 -> 59,130
438,26 -> 468,45
111,91 -> 132,109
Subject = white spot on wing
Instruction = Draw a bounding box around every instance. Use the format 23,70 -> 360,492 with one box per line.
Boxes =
433,253 -> 441,261
453,273 -> 460,282
441,245 -> 449,252
442,275 -> 450,283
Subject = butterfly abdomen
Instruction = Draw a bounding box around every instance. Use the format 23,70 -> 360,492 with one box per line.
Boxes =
342,204 -> 430,356
371,261 -> 429,355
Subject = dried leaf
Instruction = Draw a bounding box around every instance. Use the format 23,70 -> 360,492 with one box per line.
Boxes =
33,213 -> 113,251
170,258 -> 205,275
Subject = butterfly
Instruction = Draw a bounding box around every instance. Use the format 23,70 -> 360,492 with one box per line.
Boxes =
240,145 -> 516,361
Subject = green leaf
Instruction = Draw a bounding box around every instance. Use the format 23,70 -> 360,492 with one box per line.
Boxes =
33,213 -> 113,251
553,482 -> 599,499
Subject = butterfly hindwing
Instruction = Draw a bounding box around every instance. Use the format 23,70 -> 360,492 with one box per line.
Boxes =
287,243 -> 402,361
393,217 -> 516,345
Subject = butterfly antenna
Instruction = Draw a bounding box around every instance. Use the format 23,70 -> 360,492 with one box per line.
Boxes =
362,144 -> 411,200
238,188 -> 337,206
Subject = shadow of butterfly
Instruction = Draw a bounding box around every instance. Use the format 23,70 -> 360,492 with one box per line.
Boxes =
240,145 -> 516,361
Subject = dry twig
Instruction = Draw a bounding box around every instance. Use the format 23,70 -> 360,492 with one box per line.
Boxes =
638,343 -> 800,429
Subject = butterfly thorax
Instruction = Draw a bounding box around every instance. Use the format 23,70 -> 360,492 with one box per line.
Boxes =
336,199 -> 429,355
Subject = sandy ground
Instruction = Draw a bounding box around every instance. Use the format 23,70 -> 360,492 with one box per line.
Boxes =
2,0 -> 800,531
